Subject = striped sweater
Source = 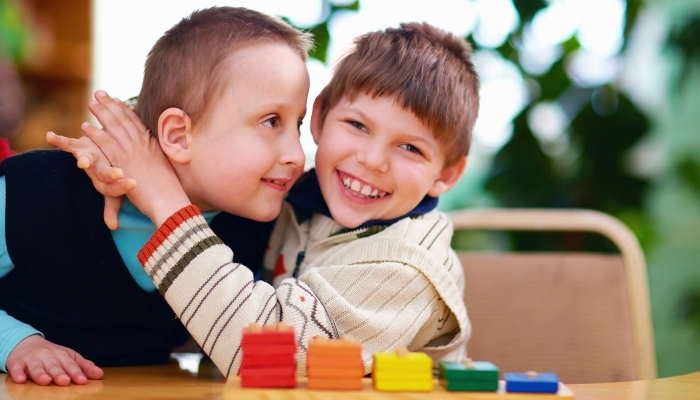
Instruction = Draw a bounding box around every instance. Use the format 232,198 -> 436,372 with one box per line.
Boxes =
138,203 -> 471,377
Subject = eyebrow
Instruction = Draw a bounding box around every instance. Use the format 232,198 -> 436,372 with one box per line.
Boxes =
345,106 -> 374,125
251,102 -> 289,112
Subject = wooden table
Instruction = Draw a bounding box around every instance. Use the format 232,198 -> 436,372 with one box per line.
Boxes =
1,361 -> 698,400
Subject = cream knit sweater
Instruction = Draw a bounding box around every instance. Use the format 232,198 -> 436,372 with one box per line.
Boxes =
138,204 -> 471,377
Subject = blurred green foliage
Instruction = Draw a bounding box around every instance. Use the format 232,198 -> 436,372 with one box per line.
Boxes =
666,14 -> 700,342
680,289 -> 700,341
0,0 -> 32,63
667,15 -> 700,90
481,1 -> 652,253
291,0 -> 359,64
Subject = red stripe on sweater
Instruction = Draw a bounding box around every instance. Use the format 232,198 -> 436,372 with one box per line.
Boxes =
137,205 -> 202,265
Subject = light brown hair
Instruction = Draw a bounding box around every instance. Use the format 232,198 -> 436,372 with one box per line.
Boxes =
317,22 -> 479,166
136,7 -> 312,136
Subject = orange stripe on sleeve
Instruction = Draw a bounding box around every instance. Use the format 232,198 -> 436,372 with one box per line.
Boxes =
138,205 -> 202,265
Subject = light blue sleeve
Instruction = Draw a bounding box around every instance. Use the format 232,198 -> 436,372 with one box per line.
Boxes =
0,176 -> 13,279
0,175 -> 43,372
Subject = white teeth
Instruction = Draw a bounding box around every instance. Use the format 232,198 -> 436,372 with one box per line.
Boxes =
341,174 -> 386,198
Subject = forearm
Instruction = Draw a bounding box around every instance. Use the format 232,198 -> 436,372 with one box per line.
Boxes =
0,311 -> 43,372
138,206 -> 336,376
134,186 -> 190,228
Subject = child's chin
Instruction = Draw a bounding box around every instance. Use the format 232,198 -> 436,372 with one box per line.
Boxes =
228,204 -> 282,222
330,212 -> 365,230
252,205 -> 283,222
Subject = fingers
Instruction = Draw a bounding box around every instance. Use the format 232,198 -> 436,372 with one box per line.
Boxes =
74,354 -> 104,380
77,153 -> 95,169
8,360 -> 28,384
56,352 -> 87,385
81,122 -> 116,150
92,162 -> 123,182
88,99 -> 131,147
42,355 -> 71,386
104,196 -> 123,230
25,357 -> 52,386
45,131 -> 80,152
115,97 -> 150,133
91,90 -> 144,144
46,132 -> 99,170
93,178 -> 136,198
47,131 -> 113,172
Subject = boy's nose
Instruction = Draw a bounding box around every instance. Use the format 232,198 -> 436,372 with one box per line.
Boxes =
356,143 -> 389,173
280,132 -> 305,167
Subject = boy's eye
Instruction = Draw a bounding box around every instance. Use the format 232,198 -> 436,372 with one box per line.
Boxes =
347,120 -> 366,131
400,143 -> 423,155
263,116 -> 279,128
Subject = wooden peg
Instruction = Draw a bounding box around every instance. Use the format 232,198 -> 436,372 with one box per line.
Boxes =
462,358 -> 475,369
277,322 -> 290,332
248,323 -> 262,333
395,347 -> 409,358
526,371 -> 538,378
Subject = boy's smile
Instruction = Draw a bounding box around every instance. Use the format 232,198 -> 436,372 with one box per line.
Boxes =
178,43 -> 309,221
338,170 -> 388,200
312,94 -> 463,229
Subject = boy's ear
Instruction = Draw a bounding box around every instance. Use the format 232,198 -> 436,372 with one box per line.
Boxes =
158,108 -> 194,165
310,97 -> 324,145
427,156 -> 467,197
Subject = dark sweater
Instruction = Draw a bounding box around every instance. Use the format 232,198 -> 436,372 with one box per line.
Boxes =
0,150 -> 274,366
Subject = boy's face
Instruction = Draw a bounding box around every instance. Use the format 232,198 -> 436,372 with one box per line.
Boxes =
312,94 -> 464,229
182,43 -> 308,221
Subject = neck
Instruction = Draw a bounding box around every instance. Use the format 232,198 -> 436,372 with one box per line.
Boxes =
186,192 -> 216,212
173,166 -> 217,212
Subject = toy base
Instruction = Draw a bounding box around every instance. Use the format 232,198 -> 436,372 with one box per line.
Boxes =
373,379 -> 434,392
442,380 -> 499,392
307,378 -> 363,390
308,368 -> 364,379
239,378 -> 296,388
239,366 -> 295,381
507,382 -> 559,393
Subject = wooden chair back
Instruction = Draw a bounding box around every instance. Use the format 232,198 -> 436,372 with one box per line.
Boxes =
450,209 -> 656,383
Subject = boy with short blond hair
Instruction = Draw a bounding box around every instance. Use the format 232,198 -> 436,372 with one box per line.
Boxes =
2,6 -> 311,386
57,22 -> 479,377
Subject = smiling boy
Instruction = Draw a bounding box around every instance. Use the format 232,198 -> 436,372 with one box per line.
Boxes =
1,7 -> 311,385
56,22 -> 479,377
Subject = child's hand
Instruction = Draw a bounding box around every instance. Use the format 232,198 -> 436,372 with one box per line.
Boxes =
83,90 -> 191,226
46,131 -> 136,230
6,335 -> 103,386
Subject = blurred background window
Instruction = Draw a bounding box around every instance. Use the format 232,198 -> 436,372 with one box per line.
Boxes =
2,0 -> 700,379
